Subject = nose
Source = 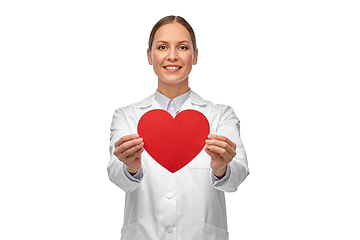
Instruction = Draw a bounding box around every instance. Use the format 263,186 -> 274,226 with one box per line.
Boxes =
167,48 -> 178,61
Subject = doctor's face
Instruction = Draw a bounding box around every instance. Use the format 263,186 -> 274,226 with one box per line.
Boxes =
147,23 -> 198,85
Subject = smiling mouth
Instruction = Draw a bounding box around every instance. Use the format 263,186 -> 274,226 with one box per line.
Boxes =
163,66 -> 182,70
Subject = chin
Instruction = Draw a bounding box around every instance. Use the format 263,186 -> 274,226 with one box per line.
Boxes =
161,77 -> 188,84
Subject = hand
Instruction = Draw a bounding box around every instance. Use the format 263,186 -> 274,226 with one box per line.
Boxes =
205,134 -> 237,178
114,134 -> 144,174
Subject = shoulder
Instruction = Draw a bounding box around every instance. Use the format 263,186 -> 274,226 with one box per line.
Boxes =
115,93 -> 155,112
191,91 -> 235,116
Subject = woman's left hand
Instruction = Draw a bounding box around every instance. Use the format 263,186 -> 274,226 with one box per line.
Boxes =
205,134 -> 237,178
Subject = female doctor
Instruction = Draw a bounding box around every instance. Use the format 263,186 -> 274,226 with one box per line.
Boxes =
108,15 -> 249,240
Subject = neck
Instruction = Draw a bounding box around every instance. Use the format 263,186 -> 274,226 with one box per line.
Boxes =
157,78 -> 189,99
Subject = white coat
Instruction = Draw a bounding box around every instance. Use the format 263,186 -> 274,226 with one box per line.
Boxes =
108,91 -> 249,240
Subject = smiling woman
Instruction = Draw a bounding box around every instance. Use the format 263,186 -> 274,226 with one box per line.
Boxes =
147,21 -> 198,98
108,15 -> 249,240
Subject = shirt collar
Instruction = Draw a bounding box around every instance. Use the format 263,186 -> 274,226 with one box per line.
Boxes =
135,89 -> 207,109
155,88 -> 192,113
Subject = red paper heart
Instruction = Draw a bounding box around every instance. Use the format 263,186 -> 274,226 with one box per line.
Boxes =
137,109 -> 210,173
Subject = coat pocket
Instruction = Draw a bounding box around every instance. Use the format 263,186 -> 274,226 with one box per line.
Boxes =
187,150 -> 211,169
120,223 -> 139,240
203,223 -> 229,240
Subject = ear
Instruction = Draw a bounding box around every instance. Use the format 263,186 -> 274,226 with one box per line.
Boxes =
147,49 -> 153,65
192,48 -> 198,65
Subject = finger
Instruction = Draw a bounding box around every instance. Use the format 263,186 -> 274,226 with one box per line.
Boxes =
205,147 -> 222,162
206,145 -> 236,163
205,148 -> 228,168
123,147 -> 144,164
115,134 -> 139,148
117,138 -> 143,154
129,147 -> 144,161
206,144 -> 230,158
115,141 -> 143,160
208,134 -> 236,150
206,139 -> 236,158
122,142 -> 144,158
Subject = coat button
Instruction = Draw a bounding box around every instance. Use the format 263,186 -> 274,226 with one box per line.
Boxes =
166,192 -> 174,199
166,226 -> 173,233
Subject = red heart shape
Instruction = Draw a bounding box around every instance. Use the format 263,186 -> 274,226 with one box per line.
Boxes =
137,109 -> 210,173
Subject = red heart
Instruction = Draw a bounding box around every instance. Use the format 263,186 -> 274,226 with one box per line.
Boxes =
137,109 -> 210,173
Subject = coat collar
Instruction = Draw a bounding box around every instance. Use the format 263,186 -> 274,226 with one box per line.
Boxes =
135,91 -> 207,110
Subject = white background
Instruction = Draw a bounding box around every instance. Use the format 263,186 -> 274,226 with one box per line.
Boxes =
1,0 -> 359,239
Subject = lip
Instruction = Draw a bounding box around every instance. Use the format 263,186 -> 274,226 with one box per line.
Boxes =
163,65 -> 182,72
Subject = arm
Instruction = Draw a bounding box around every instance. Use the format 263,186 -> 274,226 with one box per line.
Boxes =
205,106 -> 249,192
107,109 -> 144,193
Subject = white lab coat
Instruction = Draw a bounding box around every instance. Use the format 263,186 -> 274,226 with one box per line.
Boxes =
108,91 -> 249,240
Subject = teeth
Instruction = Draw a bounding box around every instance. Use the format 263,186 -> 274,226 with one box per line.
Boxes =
165,66 -> 180,70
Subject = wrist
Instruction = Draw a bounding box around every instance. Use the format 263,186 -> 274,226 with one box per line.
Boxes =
126,165 -> 140,175
213,166 -> 227,179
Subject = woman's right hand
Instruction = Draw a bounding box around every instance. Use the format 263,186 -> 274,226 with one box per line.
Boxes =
114,134 -> 144,174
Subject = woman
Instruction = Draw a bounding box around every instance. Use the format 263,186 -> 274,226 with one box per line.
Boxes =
108,15 -> 249,240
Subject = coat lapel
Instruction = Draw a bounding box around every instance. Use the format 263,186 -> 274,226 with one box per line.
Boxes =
181,91 -> 207,112
135,93 -> 161,119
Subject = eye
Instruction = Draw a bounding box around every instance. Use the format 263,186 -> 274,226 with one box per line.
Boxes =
158,46 -> 167,50
179,46 -> 188,50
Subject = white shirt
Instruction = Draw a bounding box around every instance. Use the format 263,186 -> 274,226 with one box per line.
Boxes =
108,91 -> 249,240
155,89 -> 191,117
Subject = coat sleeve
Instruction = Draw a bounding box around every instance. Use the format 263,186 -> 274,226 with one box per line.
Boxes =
107,108 -> 143,193
212,105 -> 249,192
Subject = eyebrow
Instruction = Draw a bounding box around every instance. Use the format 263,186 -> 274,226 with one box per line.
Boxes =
155,40 -> 190,45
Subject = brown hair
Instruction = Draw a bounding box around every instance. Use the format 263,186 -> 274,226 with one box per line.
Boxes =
148,15 -> 197,52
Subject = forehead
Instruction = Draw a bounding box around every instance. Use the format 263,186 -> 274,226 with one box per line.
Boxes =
154,22 -> 191,42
